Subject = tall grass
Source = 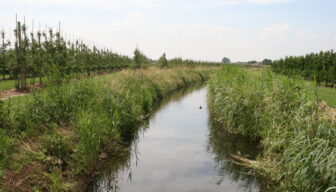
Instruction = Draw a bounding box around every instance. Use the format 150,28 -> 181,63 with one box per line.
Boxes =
0,66 -> 215,191
208,66 -> 336,191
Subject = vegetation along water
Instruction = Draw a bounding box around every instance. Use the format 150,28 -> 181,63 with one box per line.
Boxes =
208,66 -> 336,192
0,66 -> 217,191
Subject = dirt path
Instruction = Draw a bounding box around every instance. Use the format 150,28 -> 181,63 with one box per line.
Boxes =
0,89 -> 31,101
0,83 -> 43,101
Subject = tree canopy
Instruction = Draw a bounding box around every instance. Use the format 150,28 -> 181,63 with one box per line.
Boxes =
157,53 -> 168,67
222,57 -> 231,63
271,50 -> 336,87
133,48 -> 150,68
247,60 -> 257,64
262,59 -> 272,65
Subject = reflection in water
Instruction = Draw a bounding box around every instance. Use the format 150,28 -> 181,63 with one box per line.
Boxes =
207,120 -> 271,191
87,85 -> 268,192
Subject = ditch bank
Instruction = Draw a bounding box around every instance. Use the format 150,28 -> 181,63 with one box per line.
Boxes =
207,66 -> 336,192
0,66 -> 217,191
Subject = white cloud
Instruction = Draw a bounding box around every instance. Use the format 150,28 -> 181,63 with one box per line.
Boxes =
260,24 -> 290,40
248,0 -> 295,3
53,14 -> 335,62
79,14 -> 243,61
297,30 -> 317,39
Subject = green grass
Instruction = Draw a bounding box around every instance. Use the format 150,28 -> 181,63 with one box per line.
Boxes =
316,86 -> 336,108
301,79 -> 336,108
0,80 -> 15,91
242,65 -> 336,109
244,67 -> 336,109
208,66 -> 336,192
0,66 -> 217,191
0,74 -> 11,80
0,77 -> 42,91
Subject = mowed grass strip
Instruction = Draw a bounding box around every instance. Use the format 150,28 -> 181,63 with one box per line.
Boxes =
315,85 -> 336,108
0,80 -> 15,91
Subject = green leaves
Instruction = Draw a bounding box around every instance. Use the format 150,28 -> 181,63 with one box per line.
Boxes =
133,48 -> 150,68
272,50 -> 336,87
157,53 -> 168,67
1,20 -> 134,89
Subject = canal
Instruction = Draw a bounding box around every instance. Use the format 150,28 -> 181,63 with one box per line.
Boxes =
87,86 -> 268,192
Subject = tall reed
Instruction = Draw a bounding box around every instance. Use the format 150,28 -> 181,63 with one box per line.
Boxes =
0,66 -> 215,191
208,66 -> 336,191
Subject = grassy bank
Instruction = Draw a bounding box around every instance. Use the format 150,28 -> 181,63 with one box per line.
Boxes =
241,64 -> 336,108
0,66 -> 216,191
208,66 -> 336,191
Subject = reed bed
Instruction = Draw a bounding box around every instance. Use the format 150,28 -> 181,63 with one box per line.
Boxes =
0,66 -> 215,191
208,66 -> 336,191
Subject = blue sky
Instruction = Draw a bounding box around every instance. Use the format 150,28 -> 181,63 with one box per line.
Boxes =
1,0 -> 335,62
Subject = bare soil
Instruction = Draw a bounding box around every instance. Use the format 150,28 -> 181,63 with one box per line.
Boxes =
0,83 -> 42,101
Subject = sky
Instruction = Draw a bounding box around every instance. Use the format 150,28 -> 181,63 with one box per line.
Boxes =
0,0 -> 335,62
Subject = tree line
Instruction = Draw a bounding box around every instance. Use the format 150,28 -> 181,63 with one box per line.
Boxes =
0,19 -> 221,90
0,20 -> 135,90
271,50 -> 336,87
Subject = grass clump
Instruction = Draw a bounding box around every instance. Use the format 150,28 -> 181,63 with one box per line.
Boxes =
0,66 -> 215,191
41,133 -> 73,163
208,66 -> 336,191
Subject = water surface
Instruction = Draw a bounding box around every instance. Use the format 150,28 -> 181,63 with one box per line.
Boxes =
87,86 -> 268,192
